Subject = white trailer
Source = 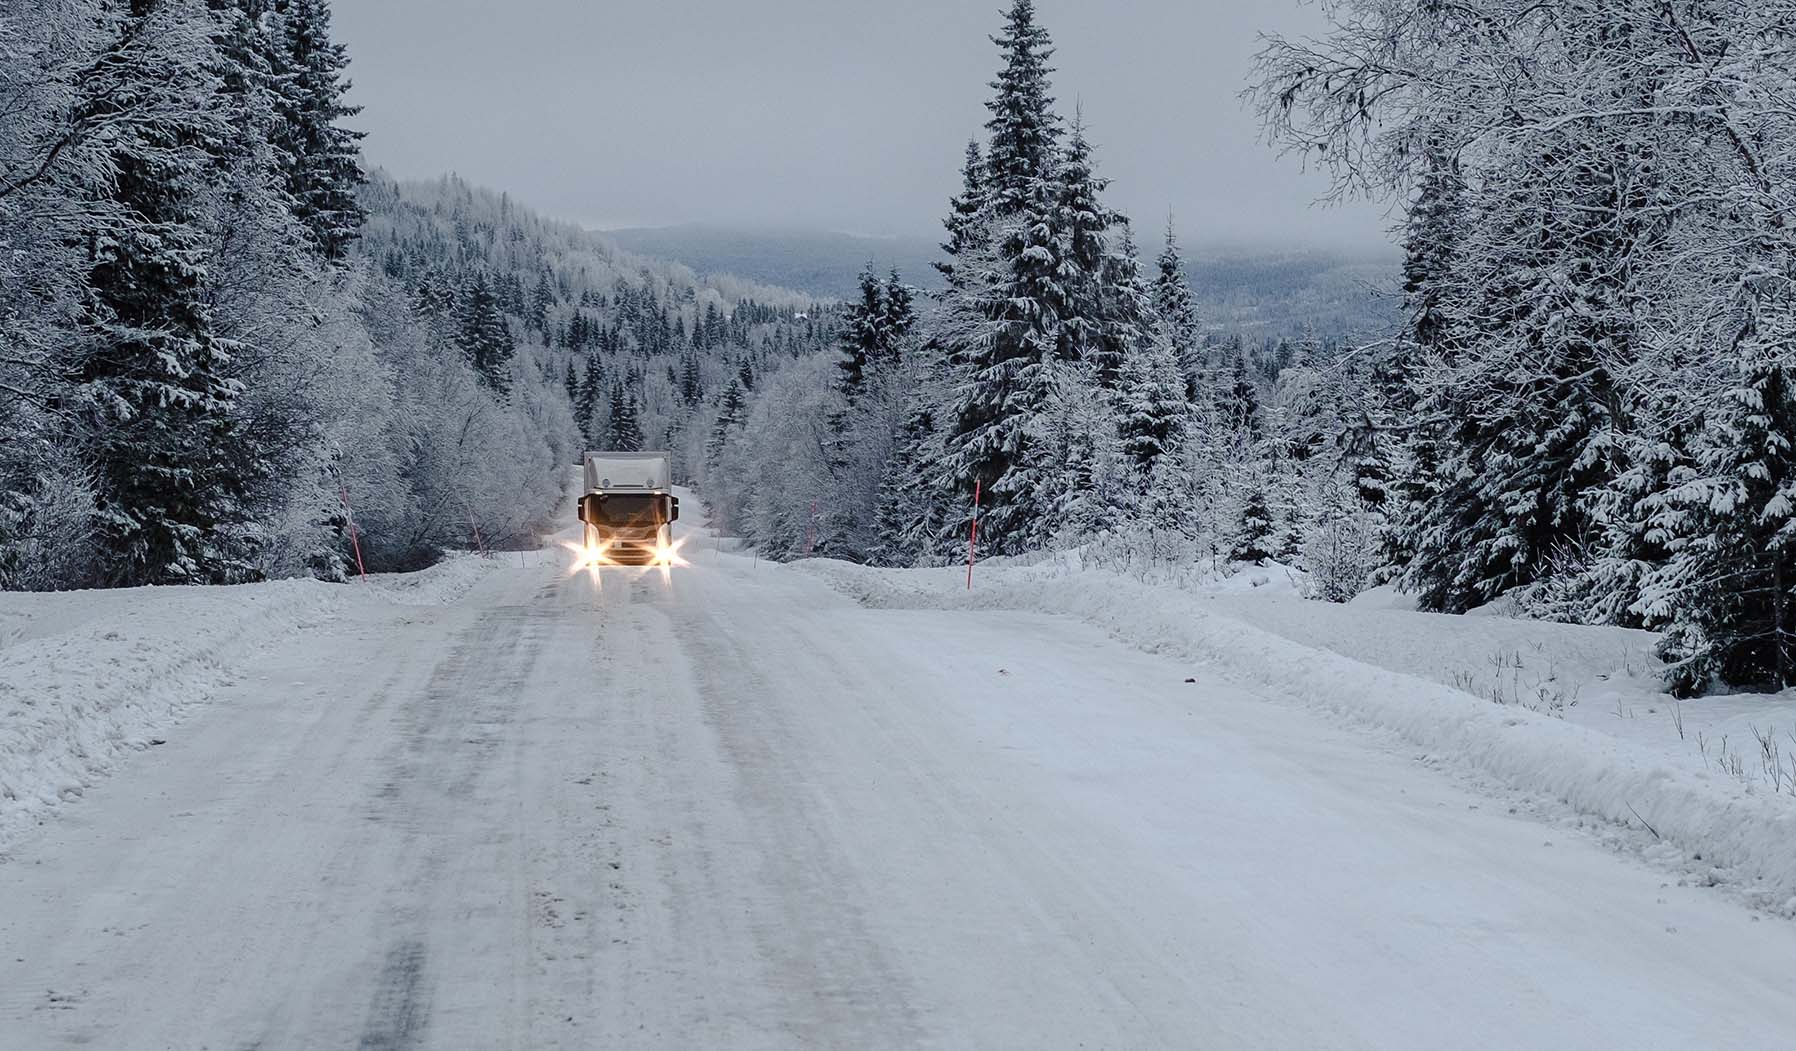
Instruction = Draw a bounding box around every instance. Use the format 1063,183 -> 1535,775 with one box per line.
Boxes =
576,451 -> 680,565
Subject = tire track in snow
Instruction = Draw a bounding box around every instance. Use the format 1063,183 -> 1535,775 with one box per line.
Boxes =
358,939 -> 430,1051
352,590 -> 551,1048
660,593 -> 927,1047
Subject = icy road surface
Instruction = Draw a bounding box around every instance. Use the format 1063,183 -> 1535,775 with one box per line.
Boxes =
3,521 -> 1795,1048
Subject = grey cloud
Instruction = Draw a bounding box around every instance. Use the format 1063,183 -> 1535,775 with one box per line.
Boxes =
332,0 -> 1392,249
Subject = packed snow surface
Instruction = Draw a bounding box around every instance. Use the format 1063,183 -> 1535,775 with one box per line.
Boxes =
803,556 -> 1796,914
2,505 -> 1795,1048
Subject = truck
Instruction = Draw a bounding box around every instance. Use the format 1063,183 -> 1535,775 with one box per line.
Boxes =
575,451 -> 681,566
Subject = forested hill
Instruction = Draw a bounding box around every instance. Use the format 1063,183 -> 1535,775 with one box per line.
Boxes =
359,172 -> 843,484
366,177 -> 818,315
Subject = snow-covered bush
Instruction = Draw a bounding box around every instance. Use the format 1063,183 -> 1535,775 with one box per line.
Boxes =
1302,510 -> 1378,604
0,440 -> 98,593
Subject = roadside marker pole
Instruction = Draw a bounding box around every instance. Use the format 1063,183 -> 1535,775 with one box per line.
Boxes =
338,487 -> 368,582
966,480 -> 981,590
803,500 -> 818,558
466,504 -> 490,559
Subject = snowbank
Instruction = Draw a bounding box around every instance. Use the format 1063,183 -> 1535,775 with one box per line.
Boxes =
0,580 -> 345,849
797,559 -> 1796,913
362,550 -> 509,607
0,552 -> 509,850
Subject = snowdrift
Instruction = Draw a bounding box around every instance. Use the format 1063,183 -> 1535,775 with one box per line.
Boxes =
0,554 -> 502,851
798,559 -> 1796,913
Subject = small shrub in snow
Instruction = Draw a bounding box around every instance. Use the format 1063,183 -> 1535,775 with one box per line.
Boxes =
1302,510 -> 1378,603
0,444 -> 98,592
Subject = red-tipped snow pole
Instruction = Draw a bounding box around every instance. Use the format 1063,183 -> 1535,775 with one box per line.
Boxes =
338,487 -> 367,582
966,479 -> 981,590
466,503 -> 490,559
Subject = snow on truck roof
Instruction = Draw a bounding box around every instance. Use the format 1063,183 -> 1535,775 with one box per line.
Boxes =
583,451 -> 671,492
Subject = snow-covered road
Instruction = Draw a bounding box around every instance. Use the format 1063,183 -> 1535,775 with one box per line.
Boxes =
4,515 -> 1795,1048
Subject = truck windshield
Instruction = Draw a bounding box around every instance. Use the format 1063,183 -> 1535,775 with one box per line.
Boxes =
595,494 -> 665,526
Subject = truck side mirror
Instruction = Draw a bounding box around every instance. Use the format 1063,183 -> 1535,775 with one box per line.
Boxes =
576,500 -> 587,524
670,497 -> 681,523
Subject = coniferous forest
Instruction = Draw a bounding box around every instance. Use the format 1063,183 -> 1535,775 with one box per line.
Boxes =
9,0 -> 1796,699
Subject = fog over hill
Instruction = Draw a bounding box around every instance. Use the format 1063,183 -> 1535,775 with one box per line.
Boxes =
604,224 -> 1400,339
602,226 -> 941,302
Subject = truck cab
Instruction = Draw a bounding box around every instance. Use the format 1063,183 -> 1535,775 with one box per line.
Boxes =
577,452 -> 680,566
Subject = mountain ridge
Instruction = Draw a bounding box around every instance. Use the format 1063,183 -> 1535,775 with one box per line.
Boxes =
603,223 -> 1401,337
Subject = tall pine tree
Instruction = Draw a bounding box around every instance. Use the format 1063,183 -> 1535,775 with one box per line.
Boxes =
1154,216 -> 1203,398
77,2 -> 250,585
935,0 -> 1073,554
457,273 -> 514,391
606,381 -> 644,451
271,0 -> 366,260
1638,279 -> 1796,695
837,264 -> 888,403
706,377 -> 746,471
982,0 -> 1060,221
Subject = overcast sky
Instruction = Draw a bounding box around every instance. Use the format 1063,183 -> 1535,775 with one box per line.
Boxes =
330,0 -> 1393,251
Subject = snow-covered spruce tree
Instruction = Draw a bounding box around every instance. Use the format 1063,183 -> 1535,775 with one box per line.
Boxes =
1115,310 -> 1189,481
1263,407 -> 1308,562
836,264 -> 888,403
1224,354 -> 1262,437
1636,264 -> 1796,695
882,269 -> 916,346
74,2 -> 256,585
200,0 -> 384,580
269,0 -> 365,261
934,0 -> 1067,555
700,377 -> 750,538
1404,128 -> 1647,613
1040,358 -> 1134,545
934,2 -> 1162,555
818,267 -> 918,561
705,376 -> 746,475
1049,117 -> 1121,383
871,375 -> 951,567
576,352 -> 604,446
1230,482 -> 1276,565
606,381 -> 644,451
1097,217 -> 1183,483
904,138 -> 991,564
1368,138 -> 1462,571
937,140 -> 988,284
981,0 -> 1060,221
939,171 -> 1069,555
1401,139 -> 1462,355
457,273 -> 514,392
868,270 -> 955,566
1153,216 -> 1204,399
679,349 -> 703,407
